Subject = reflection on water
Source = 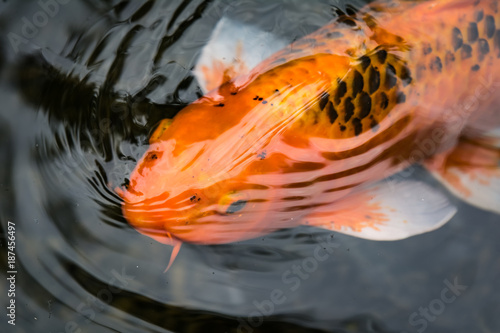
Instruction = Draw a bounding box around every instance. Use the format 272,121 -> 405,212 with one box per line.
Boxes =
0,1 -> 499,332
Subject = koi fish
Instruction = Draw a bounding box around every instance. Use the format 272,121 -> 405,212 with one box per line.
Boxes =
118,0 -> 500,268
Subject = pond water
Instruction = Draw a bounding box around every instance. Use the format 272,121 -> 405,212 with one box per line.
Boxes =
0,1 -> 499,332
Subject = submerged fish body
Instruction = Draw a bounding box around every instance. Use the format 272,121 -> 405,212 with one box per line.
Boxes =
120,0 -> 500,249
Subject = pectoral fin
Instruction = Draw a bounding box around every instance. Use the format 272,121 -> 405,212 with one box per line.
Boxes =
303,180 -> 457,240
193,17 -> 287,93
426,135 -> 500,214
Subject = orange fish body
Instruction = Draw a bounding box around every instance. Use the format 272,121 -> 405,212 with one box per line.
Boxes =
120,0 -> 500,251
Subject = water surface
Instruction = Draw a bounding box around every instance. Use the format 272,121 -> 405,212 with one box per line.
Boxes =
0,1 -> 499,332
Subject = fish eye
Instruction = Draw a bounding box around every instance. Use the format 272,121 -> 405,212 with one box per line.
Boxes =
219,190 -> 249,214
226,200 -> 247,214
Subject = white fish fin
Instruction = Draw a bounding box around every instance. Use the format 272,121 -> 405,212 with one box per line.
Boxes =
426,135 -> 500,214
303,180 -> 457,241
193,17 -> 287,93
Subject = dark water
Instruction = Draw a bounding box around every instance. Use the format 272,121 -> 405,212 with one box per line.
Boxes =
0,1 -> 499,332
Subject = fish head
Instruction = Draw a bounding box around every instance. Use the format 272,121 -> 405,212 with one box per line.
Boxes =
119,115 -> 274,245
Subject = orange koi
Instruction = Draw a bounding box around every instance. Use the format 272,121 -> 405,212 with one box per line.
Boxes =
118,0 -> 500,267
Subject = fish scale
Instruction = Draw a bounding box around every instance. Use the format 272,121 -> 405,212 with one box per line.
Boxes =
292,48 -> 413,139
289,0 -> 500,142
